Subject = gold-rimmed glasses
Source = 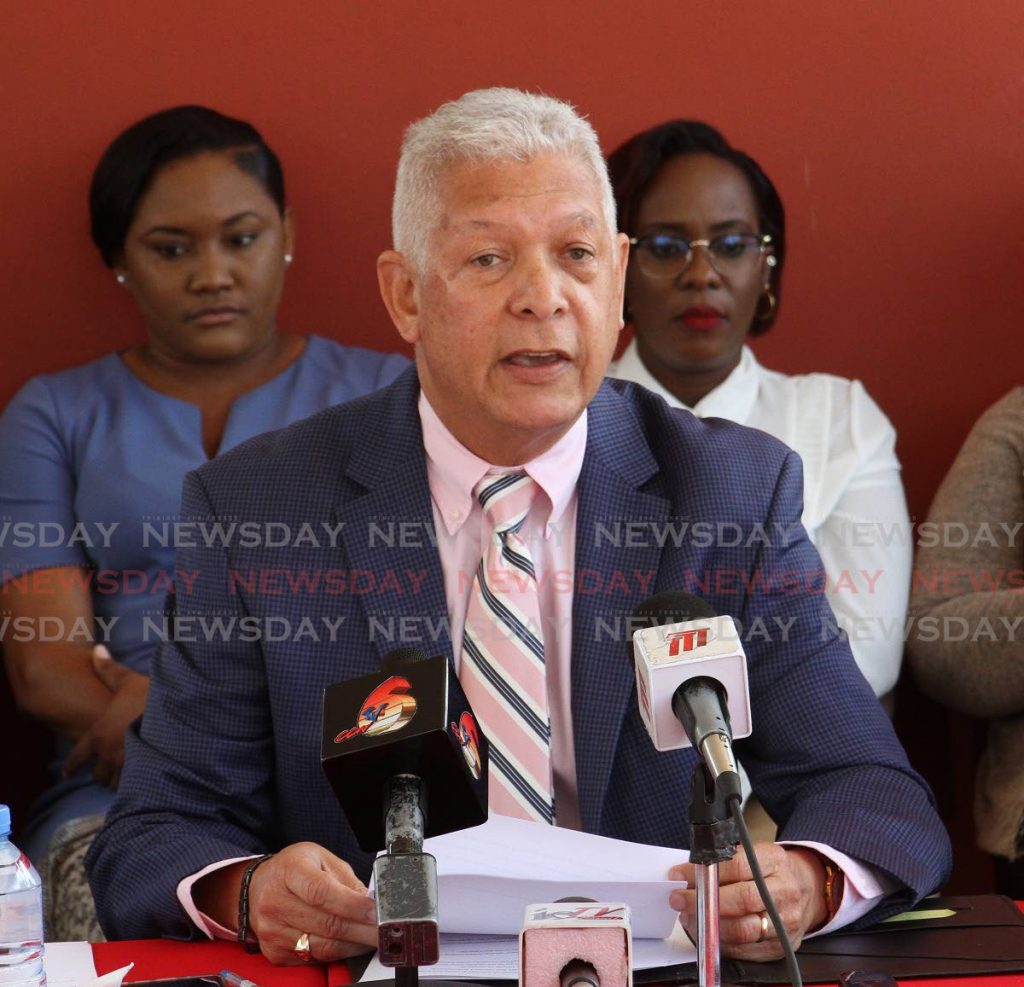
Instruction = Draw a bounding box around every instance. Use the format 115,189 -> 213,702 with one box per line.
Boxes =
628,232 -> 773,278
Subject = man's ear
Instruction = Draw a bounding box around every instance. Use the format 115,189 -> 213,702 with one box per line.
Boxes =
377,250 -> 421,345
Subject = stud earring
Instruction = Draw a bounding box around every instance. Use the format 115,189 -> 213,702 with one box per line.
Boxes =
116,274 -> 127,285
284,253 -> 294,266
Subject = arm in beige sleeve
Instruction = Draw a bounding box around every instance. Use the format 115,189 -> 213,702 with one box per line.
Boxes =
907,388 -> 1024,719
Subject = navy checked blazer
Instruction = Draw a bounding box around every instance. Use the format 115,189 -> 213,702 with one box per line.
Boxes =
87,367 -> 951,940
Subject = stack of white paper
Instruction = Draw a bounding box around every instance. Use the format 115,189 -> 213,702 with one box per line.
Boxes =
363,815 -> 696,980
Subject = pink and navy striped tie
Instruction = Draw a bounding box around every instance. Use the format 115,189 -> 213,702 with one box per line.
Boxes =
460,471 -> 555,824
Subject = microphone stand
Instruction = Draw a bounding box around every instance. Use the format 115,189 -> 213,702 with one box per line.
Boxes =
374,773 -> 438,983
360,774 -> 490,987
688,765 -> 740,987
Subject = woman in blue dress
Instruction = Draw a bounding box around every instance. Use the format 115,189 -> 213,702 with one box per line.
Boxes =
0,106 -> 408,930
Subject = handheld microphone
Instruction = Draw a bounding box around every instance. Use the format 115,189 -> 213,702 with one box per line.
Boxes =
321,647 -> 489,967
630,593 -> 750,801
520,902 -> 631,987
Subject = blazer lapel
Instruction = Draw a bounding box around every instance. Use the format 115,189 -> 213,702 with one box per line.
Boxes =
572,384 -> 671,832
334,372 -> 452,669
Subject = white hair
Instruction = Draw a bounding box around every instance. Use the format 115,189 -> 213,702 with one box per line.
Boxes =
392,87 -> 616,271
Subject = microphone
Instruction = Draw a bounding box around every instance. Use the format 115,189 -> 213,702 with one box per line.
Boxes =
321,647 -> 489,967
520,901 -> 632,987
630,593 -> 751,801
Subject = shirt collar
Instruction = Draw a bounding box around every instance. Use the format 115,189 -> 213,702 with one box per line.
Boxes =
614,340 -> 761,423
419,391 -> 587,537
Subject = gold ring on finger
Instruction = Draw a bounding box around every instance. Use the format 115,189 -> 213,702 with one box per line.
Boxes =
757,912 -> 770,943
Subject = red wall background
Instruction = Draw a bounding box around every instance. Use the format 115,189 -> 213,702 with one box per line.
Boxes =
3,0 -> 1022,883
4,0 -> 1022,521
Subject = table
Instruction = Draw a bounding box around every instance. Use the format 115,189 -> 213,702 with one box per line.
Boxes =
91,931 -> 1024,986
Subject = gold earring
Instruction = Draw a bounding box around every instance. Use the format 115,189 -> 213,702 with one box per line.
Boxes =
757,286 -> 776,320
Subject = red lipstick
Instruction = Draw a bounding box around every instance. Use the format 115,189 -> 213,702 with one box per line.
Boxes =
679,306 -> 724,331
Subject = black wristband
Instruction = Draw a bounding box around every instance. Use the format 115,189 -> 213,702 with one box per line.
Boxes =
237,853 -> 274,953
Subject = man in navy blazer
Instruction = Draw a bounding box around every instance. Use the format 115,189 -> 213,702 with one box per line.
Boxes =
88,88 -> 950,964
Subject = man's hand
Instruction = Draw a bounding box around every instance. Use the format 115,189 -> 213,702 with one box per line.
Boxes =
669,843 -> 828,961
248,843 -> 378,963
62,645 -> 149,788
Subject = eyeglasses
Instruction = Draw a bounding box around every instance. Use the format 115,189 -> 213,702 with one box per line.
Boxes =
628,232 -> 773,279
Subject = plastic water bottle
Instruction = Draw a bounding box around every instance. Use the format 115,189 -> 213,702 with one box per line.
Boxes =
0,806 -> 45,986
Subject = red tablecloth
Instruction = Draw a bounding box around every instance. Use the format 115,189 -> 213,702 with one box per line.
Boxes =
91,938 -> 1024,987
92,938 -> 351,986
92,907 -> 1024,987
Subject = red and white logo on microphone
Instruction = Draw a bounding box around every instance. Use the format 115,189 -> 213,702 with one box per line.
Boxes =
450,711 -> 482,779
666,624 -> 715,656
334,675 -> 417,743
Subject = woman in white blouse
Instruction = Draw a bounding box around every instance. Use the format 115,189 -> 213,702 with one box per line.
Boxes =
607,120 -> 910,706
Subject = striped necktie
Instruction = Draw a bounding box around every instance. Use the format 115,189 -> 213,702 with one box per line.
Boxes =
460,471 -> 555,824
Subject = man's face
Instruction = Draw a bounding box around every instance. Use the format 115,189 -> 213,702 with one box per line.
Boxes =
381,153 -> 629,465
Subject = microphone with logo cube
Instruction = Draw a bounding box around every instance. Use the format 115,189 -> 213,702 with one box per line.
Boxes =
630,593 -> 753,987
321,648 -> 488,975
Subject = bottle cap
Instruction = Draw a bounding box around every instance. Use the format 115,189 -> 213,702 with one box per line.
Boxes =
0,805 -> 10,837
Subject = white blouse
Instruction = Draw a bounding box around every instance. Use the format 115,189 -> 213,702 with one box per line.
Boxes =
610,341 -> 911,698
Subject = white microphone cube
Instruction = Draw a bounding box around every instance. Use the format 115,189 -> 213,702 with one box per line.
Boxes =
633,615 -> 751,752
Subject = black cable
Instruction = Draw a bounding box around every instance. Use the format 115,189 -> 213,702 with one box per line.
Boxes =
727,793 -> 802,987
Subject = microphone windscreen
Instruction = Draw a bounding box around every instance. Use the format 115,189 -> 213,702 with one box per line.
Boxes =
633,591 -> 718,625
381,647 -> 428,672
